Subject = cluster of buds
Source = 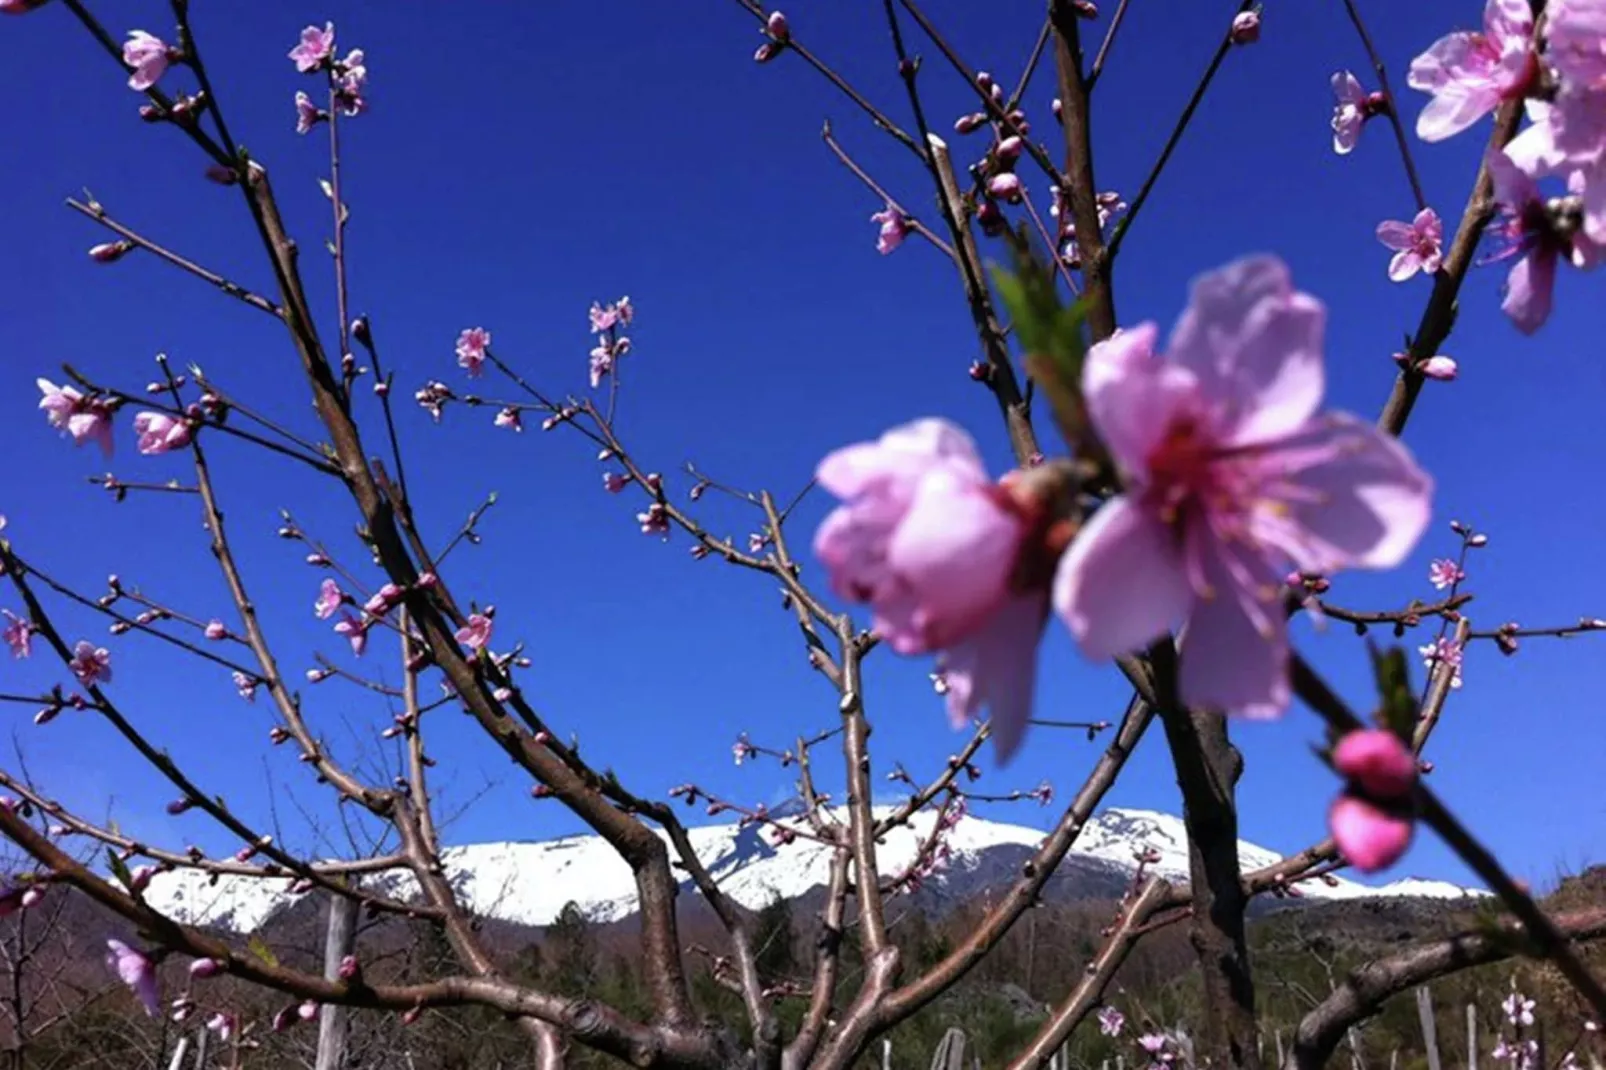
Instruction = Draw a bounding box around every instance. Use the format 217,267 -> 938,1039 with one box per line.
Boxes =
753,10 -> 790,63
415,381 -> 455,423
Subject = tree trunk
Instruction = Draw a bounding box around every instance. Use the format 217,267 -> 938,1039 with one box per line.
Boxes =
315,895 -> 358,1070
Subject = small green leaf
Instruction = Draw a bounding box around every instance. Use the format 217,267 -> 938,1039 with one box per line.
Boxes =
988,240 -> 1090,451
106,849 -> 133,892
247,933 -> 279,968
1367,642 -> 1417,740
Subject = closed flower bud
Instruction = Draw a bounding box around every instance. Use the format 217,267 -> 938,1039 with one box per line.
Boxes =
89,241 -> 135,264
754,41 -> 779,63
0,0 -> 54,14
1418,355 -> 1457,380
986,172 -> 1023,202
1230,10 -> 1261,45
189,958 -> 224,979
954,112 -> 988,134
765,10 -> 789,42
995,136 -> 1024,163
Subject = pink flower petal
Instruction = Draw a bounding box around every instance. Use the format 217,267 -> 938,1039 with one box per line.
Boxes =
940,592 -> 1048,764
1375,220 -> 1416,250
1176,535 -> 1289,717
1083,323 -> 1197,474
1332,729 -> 1417,799
1053,497 -> 1191,661
1166,256 -> 1327,445
1503,246 -> 1556,335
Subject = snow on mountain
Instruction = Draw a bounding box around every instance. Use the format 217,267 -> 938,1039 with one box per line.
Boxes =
142,807 -> 1483,932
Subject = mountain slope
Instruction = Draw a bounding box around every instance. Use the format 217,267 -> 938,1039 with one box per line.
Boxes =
143,807 -> 1483,932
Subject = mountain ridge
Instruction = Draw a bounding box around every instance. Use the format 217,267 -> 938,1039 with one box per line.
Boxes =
144,806 -> 1485,932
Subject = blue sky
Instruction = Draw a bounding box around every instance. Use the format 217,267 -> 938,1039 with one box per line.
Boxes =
0,1 -> 1601,895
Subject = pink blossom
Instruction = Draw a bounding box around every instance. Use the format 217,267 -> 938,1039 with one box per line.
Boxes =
495,407 -> 523,432
1547,0 -> 1606,90
333,612 -> 368,657
1407,0 -> 1535,142
1331,71 -> 1377,154
456,327 -> 491,377
334,50 -> 367,116
1503,991 -> 1537,1026
3,611 -> 33,658
294,91 -> 323,135
1375,208 -> 1445,280
289,23 -> 336,73
455,613 -> 493,651
106,940 -> 159,1016
1333,729 -> 1417,799
314,579 -> 345,620
1329,794 -> 1414,872
133,412 -> 192,455
813,419 -> 1045,760
1053,257 -> 1433,718
232,671 -> 257,701
871,205 -> 909,255
1138,1034 -> 1168,1055
1503,92 -> 1606,248
1428,557 -> 1464,589
589,301 -> 621,333
203,620 -> 227,641
38,379 -> 114,456
603,472 -> 631,493
122,31 -> 173,92
1097,1005 -> 1126,1036
415,381 -> 453,422
589,342 -> 615,388
1483,149 -> 1600,334
69,641 -> 112,686
638,504 -> 671,537
1419,636 -> 1464,688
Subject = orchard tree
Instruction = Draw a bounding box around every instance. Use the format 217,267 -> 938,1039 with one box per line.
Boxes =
0,0 -> 1604,1068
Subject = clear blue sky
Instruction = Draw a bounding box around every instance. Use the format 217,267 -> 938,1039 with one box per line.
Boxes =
1,2 -> 1601,894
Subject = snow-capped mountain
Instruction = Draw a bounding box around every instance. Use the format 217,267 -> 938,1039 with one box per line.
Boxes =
142,807 -> 1483,933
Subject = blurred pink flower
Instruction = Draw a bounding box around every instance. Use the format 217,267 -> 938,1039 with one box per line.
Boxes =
495,407 -> 522,432
232,671 -> 258,702
69,641 -> 112,686
1483,149 -> 1600,334
590,342 -> 615,388
1329,794 -> 1414,872
38,379 -> 114,456
456,327 -> 491,377
3,611 -> 33,658
1097,1005 -> 1126,1036
294,91 -> 322,135
455,613 -> 493,651
106,940 -> 159,1016
334,50 -> 367,116
813,418 -> 1045,760
1376,208 -> 1444,280
289,23 -> 335,72
0,0 -> 54,14
1428,557 -> 1464,589
1407,0 -> 1535,142
333,612 -> 367,657
1331,71 -> 1376,154
314,579 -> 345,620
123,31 -> 173,92
871,205 -> 909,255
133,412 -> 192,455
1053,256 -> 1433,718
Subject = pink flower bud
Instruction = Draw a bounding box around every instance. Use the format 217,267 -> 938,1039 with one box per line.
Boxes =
1332,729 -> 1416,800
204,620 -> 228,641
987,173 -> 1023,202
754,41 -> 779,63
975,71 -> 993,90
1051,98 -> 1063,122
1418,355 -> 1457,380
1230,10 -> 1261,45
189,958 -> 224,979
1329,794 -> 1413,872
89,241 -> 135,264
337,954 -> 360,981
995,136 -> 1024,163
0,0 -> 54,15
765,10 -> 789,42
954,112 -> 988,134
19,887 -> 42,909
